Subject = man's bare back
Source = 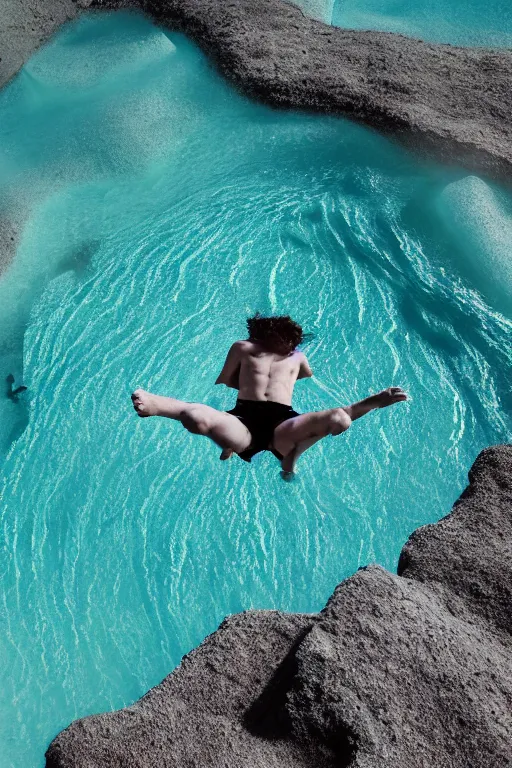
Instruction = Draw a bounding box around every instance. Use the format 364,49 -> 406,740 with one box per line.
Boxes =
215,340 -> 313,406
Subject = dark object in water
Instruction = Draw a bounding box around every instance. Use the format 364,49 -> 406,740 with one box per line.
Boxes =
6,373 -> 27,401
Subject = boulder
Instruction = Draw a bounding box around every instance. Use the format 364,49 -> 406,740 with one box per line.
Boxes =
46,445 -> 512,767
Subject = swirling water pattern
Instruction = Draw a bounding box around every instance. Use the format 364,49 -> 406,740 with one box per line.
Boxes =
0,12 -> 511,767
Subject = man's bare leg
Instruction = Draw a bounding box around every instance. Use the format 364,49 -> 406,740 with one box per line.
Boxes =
131,389 -> 252,454
342,387 -> 408,422
279,435 -> 324,480
273,387 -> 408,480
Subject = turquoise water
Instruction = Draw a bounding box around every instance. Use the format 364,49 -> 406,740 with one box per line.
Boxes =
0,11 -> 511,767
294,0 -> 512,47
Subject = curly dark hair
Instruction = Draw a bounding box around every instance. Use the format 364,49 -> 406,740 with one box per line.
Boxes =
246,313 -> 304,353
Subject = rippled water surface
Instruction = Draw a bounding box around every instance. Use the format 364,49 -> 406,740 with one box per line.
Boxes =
0,12 -> 511,767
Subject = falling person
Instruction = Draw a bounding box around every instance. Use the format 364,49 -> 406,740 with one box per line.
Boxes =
131,314 -> 407,480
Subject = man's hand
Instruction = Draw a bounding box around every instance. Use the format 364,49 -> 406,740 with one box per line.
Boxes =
376,387 -> 408,407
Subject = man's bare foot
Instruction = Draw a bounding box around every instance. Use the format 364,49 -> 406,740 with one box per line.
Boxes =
280,448 -> 297,479
131,389 -> 160,417
219,448 -> 234,460
376,387 -> 408,408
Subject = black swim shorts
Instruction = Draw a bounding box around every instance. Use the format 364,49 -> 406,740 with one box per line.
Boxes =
227,399 -> 300,463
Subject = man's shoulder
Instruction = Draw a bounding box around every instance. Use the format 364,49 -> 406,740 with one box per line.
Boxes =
231,339 -> 254,354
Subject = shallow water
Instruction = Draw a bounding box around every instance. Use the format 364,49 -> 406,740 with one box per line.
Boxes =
294,0 -> 512,47
0,11 -> 511,767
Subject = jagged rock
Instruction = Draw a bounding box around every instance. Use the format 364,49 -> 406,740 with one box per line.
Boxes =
287,566 -> 512,767
45,611 -> 317,768
45,445 -> 512,767
398,443 -> 512,636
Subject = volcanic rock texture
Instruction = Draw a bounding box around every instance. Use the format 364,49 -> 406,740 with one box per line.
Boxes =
45,444 -> 512,768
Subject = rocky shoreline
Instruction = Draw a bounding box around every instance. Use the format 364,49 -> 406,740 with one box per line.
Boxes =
45,445 -> 512,767
2,0 -> 512,178
141,0 -> 512,181
1,7 -> 511,763
1,0 -> 511,275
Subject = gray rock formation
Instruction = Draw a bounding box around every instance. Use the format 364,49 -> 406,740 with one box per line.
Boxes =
138,0 -> 512,181
45,444 -> 512,768
1,0 -> 512,179
0,0 -> 82,89
1,0 -> 511,276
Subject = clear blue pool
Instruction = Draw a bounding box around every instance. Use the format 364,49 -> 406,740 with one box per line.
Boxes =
0,11 -> 511,767
294,0 -> 512,47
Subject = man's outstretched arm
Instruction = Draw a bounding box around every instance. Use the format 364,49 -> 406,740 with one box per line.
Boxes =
215,341 -> 243,389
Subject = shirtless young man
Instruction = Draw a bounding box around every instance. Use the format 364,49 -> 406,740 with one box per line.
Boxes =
131,314 -> 407,480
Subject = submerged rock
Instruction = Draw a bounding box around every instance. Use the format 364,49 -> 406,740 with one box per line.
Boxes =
45,444 -> 512,767
435,176 -> 512,315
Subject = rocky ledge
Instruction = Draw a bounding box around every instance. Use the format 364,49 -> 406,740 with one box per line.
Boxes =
45,444 -> 512,768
